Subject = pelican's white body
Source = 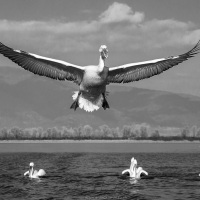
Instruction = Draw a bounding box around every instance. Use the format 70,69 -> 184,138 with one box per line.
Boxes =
73,48 -> 108,112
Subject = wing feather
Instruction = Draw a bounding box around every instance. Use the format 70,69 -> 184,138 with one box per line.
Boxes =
107,40 -> 200,84
0,42 -> 85,85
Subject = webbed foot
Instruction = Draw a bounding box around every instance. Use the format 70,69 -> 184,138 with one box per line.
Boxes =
102,93 -> 110,110
70,100 -> 79,111
70,91 -> 81,111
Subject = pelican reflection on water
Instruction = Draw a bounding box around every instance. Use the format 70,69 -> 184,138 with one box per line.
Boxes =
0,40 -> 199,112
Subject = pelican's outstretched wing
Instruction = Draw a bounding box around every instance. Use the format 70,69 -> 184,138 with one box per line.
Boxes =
136,167 -> 148,177
107,40 -> 200,84
0,42 -> 85,85
24,171 -> 29,176
122,169 -> 130,175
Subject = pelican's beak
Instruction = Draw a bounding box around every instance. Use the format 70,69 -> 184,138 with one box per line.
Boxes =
102,48 -> 108,59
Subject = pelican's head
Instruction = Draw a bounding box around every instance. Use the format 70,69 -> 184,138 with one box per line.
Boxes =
99,45 -> 108,59
29,162 -> 34,167
131,157 -> 137,166
134,159 -> 137,166
131,157 -> 135,163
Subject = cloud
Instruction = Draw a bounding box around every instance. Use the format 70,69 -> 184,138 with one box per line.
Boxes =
0,1 -> 199,57
0,19 -> 100,54
99,2 -> 144,23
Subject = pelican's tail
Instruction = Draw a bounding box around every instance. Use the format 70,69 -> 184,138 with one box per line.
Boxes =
37,169 -> 46,177
72,91 -> 103,112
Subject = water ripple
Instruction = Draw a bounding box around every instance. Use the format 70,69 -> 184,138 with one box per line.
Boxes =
0,153 -> 200,199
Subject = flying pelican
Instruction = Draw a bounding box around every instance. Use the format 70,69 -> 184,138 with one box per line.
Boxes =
0,41 -> 199,112
122,157 -> 148,179
24,162 -> 46,179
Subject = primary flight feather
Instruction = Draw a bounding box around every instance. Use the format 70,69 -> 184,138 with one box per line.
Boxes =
0,41 -> 199,112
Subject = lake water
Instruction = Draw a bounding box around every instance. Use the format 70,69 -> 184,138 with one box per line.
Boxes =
0,153 -> 200,200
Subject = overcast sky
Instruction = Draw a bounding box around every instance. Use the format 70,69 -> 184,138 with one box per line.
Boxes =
0,0 -> 200,96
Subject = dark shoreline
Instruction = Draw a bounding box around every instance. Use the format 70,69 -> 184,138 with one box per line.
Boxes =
1,139 -> 200,143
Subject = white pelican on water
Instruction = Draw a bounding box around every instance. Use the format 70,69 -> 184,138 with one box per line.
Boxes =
0,41 -> 199,112
122,157 -> 148,179
24,162 -> 46,179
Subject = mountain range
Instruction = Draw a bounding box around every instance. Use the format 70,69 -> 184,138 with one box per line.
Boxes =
0,66 -> 200,130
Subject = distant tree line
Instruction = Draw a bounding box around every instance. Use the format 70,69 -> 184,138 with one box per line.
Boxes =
1,124 -> 200,141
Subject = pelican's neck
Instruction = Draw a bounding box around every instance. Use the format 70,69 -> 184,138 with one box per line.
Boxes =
130,162 -> 137,177
98,55 -> 105,72
29,167 -> 34,177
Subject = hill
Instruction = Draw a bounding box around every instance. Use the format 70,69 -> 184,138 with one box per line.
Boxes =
0,67 -> 200,129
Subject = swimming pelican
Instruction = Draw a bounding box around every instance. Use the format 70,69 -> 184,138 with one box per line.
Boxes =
122,157 -> 148,179
24,162 -> 46,179
0,41 -> 199,112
